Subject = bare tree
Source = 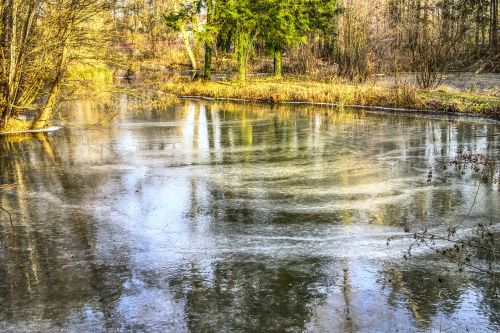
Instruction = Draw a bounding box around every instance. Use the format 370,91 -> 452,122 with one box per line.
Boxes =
0,0 -> 109,131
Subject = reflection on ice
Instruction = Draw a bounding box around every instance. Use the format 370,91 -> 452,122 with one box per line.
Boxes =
0,100 -> 499,332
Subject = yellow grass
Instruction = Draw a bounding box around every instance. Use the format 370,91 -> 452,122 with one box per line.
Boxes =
160,77 -> 500,116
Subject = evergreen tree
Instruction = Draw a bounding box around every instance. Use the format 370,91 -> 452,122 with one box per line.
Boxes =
260,0 -> 338,77
214,0 -> 260,80
259,0 -> 304,77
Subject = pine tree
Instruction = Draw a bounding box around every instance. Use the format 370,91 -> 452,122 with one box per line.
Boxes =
214,0 -> 260,80
259,0 -> 338,77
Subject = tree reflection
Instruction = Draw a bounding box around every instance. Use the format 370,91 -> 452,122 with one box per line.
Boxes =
379,258 -> 499,331
0,99 -> 498,331
167,255 -> 333,332
0,132 -> 131,328
382,265 -> 462,328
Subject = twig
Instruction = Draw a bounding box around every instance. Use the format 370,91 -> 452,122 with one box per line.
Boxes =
423,239 -> 497,275
0,205 -> 14,229
0,184 -> 16,191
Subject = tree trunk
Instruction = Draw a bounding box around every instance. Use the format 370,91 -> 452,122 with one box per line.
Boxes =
1,0 -> 37,130
1,0 -> 17,128
174,0 -> 197,70
181,24 -> 197,70
273,48 -> 282,77
237,33 -> 246,81
492,0 -> 499,52
237,48 -> 246,81
33,41 -> 68,129
204,42 -> 212,80
203,0 -> 214,79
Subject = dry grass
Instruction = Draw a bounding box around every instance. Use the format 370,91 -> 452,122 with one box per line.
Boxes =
1,118 -> 33,132
160,77 -> 499,116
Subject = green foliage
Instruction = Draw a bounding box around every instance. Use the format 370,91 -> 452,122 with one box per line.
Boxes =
163,2 -> 200,31
259,0 -> 306,52
304,0 -> 339,33
162,0 -> 338,79
258,0 -> 337,76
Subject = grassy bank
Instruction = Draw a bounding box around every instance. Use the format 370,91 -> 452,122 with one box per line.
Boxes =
160,78 -> 500,117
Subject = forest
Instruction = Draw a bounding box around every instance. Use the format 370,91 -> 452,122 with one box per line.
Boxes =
0,0 -> 499,130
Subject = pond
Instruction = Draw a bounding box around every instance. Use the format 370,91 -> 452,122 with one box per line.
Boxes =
0,96 -> 499,332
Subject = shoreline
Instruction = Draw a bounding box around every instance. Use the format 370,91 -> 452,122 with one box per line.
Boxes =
176,95 -> 500,123
0,126 -> 63,136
